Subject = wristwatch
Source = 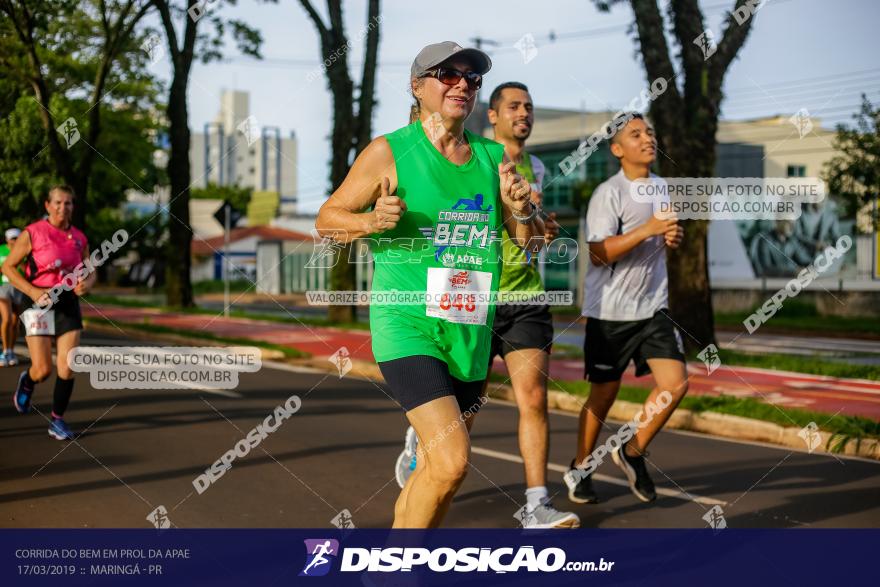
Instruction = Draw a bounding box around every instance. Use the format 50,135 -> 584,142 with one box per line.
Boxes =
511,201 -> 540,224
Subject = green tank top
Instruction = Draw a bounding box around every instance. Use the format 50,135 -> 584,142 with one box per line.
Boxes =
0,244 -> 9,284
371,121 -> 505,381
498,154 -> 545,298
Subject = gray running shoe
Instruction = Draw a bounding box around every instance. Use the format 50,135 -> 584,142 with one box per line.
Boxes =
521,499 -> 580,529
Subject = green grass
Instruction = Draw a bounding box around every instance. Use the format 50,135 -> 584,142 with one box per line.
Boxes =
715,299 -> 880,337
549,304 -> 581,316
85,294 -> 370,331
84,316 -> 309,359
488,372 -> 879,450
85,294 -> 156,308
551,343 -> 583,359
715,349 -> 880,381
191,279 -> 254,295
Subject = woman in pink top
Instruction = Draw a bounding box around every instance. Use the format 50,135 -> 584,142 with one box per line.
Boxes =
1,185 -> 95,440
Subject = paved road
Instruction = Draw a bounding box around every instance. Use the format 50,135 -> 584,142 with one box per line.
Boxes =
2,331 -> 878,529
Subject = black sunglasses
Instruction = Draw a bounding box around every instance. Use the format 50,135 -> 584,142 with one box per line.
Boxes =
421,67 -> 482,91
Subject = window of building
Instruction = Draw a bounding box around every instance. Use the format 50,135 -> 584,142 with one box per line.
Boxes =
787,164 -> 806,177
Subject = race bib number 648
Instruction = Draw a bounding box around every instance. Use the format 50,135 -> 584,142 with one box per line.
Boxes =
426,267 -> 492,326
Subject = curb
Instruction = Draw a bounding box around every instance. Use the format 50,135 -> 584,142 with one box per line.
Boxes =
83,320 -> 880,461
485,384 -> 880,461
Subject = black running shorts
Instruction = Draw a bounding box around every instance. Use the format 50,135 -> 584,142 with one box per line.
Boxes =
488,303 -> 554,363
584,310 -> 685,383
378,355 -> 485,413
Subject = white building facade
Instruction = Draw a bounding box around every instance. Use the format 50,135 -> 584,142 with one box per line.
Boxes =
189,90 -> 298,215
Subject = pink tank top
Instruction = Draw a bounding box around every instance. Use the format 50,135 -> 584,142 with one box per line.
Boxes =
25,219 -> 88,288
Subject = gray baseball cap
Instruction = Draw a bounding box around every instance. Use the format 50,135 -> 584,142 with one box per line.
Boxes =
410,41 -> 492,79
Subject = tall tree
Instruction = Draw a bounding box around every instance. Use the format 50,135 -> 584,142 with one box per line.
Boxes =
596,0 -> 759,351
0,0 -> 155,228
149,0 -> 262,307
0,77 -> 161,230
298,0 -> 380,323
823,95 -> 879,232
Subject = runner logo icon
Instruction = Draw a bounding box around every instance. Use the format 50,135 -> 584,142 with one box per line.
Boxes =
300,539 -> 339,577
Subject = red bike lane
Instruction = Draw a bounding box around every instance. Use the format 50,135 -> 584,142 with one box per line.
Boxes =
82,305 -> 880,420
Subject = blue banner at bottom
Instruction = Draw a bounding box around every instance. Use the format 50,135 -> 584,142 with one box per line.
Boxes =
1,529 -> 874,586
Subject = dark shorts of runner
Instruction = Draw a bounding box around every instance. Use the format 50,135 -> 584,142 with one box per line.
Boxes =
378,355 -> 485,413
488,303 -> 554,363
19,290 -> 83,337
583,310 -> 685,383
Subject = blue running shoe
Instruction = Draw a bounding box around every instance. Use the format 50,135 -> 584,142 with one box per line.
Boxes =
13,371 -> 34,414
48,418 -> 75,441
5,351 -> 18,367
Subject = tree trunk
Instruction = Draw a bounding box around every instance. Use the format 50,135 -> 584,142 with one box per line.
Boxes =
325,34 -> 357,323
164,73 -> 194,307
623,0 -> 759,353
71,173 -> 89,229
299,0 -> 380,324
666,220 -> 713,352
655,117 -> 718,352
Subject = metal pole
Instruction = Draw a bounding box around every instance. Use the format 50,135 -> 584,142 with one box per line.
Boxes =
224,203 -> 230,318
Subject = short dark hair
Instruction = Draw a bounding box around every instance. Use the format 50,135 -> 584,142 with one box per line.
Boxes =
489,82 -> 529,111
46,184 -> 76,202
609,112 -> 646,145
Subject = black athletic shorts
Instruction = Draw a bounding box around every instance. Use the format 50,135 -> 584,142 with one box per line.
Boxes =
488,303 -> 554,363
584,310 -> 685,383
20,290 -> 83,337
378,355 -> 485,413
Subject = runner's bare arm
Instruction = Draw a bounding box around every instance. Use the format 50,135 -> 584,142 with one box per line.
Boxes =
589,215 -> 677,266
499,162 -> 541,249
315,137 -> 401,244
74,245 -> 95,296
526,189 -> 556,252
540,210 -> 560,250
1,230 -> 41,299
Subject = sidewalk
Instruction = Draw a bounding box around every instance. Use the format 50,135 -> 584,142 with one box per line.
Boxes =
82,304 -> 880,421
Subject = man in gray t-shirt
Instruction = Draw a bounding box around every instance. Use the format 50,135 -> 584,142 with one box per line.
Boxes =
582,168 -> 669,321
564,113 -> 689,507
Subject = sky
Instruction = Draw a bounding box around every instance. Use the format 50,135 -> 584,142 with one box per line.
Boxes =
160,0 -> 880,213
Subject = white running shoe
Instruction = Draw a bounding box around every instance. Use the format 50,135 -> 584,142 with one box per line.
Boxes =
394,426 -> 418,489
520,498 -> 581,529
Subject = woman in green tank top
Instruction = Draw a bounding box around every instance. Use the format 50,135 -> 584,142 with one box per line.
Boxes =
315,42 -> 541,528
